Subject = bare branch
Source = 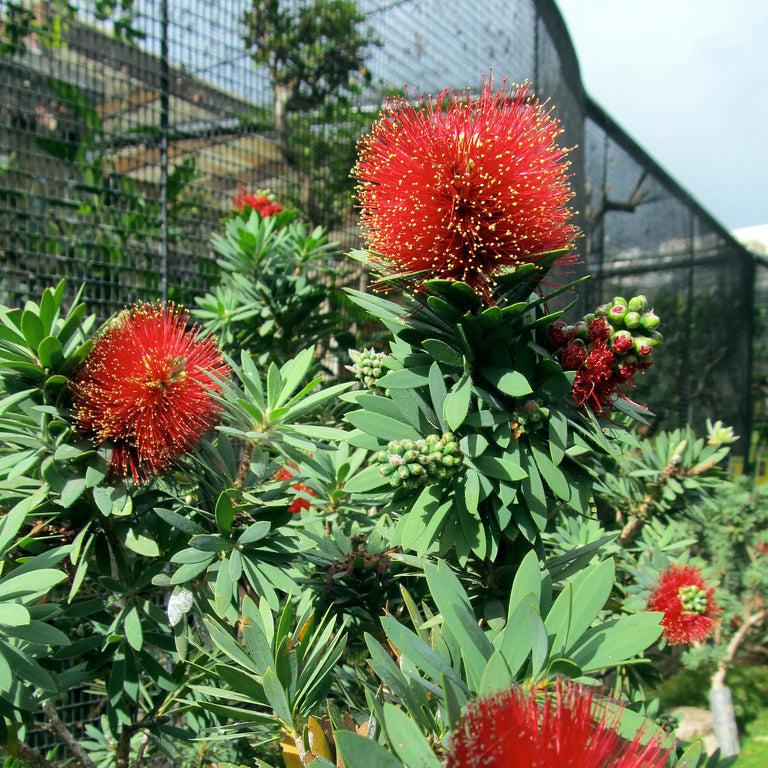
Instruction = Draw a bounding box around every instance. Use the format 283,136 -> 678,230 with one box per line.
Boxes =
41,699 -> 97,768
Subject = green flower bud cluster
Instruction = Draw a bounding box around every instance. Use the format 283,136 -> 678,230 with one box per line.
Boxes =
594,295 -> 663,362
678,584 -> 708,615
510,399 -> 548,438
373,433 -> 463,490
348,348 -> 387,391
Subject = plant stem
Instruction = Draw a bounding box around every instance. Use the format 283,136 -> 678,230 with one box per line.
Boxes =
41,699 -> 97,768
6,741 -> 58,768
233,441 -> 255,489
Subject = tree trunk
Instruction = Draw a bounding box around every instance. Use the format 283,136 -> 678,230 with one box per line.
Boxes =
709,684 -> 740,757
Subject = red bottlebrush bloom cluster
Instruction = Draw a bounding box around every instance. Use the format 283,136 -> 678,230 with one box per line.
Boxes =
233,186 -> 283,217
446,681 -> 670,768
274,465 -> 316,514
547,296 -> 662,412
70,304 -> 228,483
648,564 -> 720,645
353,80 -> 578,298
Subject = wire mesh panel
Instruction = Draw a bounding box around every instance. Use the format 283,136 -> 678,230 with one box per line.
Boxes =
584,103 -> 756,448
0,0 -> 758,443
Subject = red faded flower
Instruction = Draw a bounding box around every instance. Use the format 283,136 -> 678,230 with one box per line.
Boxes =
547,320 -> 572,350
353,80 -> 578,298
571,341 -> 620,412
274,465 -> 316,514
648,564 -> 719,645
71,304 -> 228,483
588,317 -> 611,343
616,362 -> 638,383
560,340 -> 587,371
446,681 -> 670,768
233,186 -> 283,217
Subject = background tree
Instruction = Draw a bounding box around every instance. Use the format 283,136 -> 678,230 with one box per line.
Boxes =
243,0 -> 378,225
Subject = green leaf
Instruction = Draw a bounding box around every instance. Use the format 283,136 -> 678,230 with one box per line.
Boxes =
20,309 -> 44,351
0,569 -> 66,600
464,470 -> 480,516
424,561 -> 493,690
335,731 -> 405,768
428,362 -> 448,432
376,369 -> 430,389
382,703 -> 441,767
215,490 -> 236,534
345,464 -> 389,493
276,348 -> 314,407
443,374 -> 472,431
380,616 -> 464,688
423,339 -> 462,367
548,410 -> 568,465
572,612 -> 663,672
471,454 -> 527,482
345,410 -> 421,441
124,606 -> 143,651
37,336 -> 63,368
59,477 -> 87,508
266,363 -> 283,410
0,603 -> 31,627
482,368 -> 533,397
125,529 -> 160,557
531,440 -> 570,501
262,668 -> 293,727
478,651 -> 512,696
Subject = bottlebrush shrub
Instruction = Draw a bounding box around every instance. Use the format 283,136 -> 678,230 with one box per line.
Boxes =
0,283 -> 354,763
193,205 -> 353,366
340,264 -> 660,564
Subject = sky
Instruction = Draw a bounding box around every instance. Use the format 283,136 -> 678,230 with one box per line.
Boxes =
555,0 -> 768,230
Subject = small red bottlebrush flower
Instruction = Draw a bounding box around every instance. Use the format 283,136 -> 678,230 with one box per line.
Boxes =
233,186 -> 283,217
571,342 -> 619,412
755,542 -> 768,556
353,79 -> 578,298
588,317 -> 611,343
648,564 -> 720,645
71,305 -> 228,483
560,340 -> 587,371
274,465 -> 316,514
547,320 -> 572,350
446,681 -> 670,768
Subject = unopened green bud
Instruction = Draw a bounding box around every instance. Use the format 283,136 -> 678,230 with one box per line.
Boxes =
612,296 -> 628,308
624,311 -> 642,329
634,336 -> 653,357
650,331 -> 664,346
627,295 -> 648,313
595,304 -> 611,317
607,304 -> 627,326
641,310 -> 660,331
572,321 -> 588,339
583,313 -> 595,324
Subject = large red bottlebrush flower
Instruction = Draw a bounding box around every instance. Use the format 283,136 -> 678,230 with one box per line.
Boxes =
274,465 -> 316,514
648,564 -> 720,645
446,681 -> 670,768
70,304 -> 228,483
233,186 -> 283,217
353,80 -> 578,298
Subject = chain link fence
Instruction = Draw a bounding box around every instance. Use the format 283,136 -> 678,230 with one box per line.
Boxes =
0,0 -> 758,453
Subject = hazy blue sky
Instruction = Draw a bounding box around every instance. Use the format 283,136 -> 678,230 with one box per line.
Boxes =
556,0 -> 767,229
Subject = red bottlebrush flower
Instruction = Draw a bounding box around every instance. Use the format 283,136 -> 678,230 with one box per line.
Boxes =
588,317 -> 611,343
547,320 -> 572,350
446,681 -> 670,768
70,304 -> 228,483
648,564 -> 720,645
353,80 -> 578,298
616,362 -> 638,384
755,542 -> 768,556
274,465 -> 316,514
233,186 -> 283,217
571,342 -> 619,412
560,340 -> 587,371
